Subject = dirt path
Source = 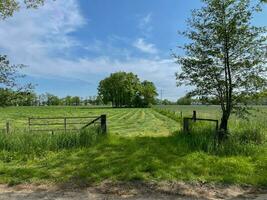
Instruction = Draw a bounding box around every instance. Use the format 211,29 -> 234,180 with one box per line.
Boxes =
0,182 -> 266,200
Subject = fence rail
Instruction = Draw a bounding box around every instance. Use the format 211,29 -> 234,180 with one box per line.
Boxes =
183,111 -> 218,132
0,122 -> 10,134
28,115 -> 106,134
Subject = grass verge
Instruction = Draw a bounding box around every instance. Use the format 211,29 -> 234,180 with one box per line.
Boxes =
0,131 -> 266,186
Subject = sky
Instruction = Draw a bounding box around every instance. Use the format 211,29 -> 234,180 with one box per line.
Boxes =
0,0 -> 266,101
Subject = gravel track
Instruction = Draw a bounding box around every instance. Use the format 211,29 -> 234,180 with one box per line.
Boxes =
0,182 -> 266,200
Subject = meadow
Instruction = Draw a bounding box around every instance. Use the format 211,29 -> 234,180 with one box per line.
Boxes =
0,105 -> 266,186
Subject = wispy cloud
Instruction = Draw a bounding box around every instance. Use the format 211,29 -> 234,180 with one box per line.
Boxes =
139,13 -> 152,27
138,13 -> 153,37
0,0 -> 85,61
133,38 -> 158,54
0,1 -> 183,100
22,56 -> 181,100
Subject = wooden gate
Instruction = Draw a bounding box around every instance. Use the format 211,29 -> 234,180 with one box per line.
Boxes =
28,115 -> 107,134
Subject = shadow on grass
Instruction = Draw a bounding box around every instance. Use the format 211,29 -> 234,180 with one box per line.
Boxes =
0,132 -> 266,186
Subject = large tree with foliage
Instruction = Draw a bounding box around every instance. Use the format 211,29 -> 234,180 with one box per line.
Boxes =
175,0 -> 267,140
140,81 -> 158,107
98,72 -> 140,107
98,72 -> 157,108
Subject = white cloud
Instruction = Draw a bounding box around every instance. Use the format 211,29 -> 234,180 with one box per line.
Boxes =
22,56 -> 183,100
0,1 -> 184,100
133,38 -> 158,54
0,0 -> 85,61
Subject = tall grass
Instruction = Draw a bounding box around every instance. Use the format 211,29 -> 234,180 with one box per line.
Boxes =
175,128 -> 266,156
154,107 -> 267,156
0,127 -> 104,155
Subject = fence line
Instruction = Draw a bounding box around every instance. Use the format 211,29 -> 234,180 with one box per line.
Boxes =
183,111 -> 218,132
0,115 -> 107,134
28,115 -> 107,134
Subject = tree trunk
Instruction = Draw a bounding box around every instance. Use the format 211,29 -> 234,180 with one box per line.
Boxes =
219,112 -> 229,141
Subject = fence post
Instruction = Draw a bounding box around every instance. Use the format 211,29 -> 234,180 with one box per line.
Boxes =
100,115 -> 107,134
6,122 -> 10,134
64,118 -> 67,133
180,111 -> 183,119
183,118 -> 189,133
193,110 -> 196,122
28,118 -> 31,132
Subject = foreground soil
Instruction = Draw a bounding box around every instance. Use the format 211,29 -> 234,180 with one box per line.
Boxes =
0,182 -> 266,200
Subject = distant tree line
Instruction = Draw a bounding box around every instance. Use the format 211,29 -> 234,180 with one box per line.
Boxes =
0,89 -> 103,107
158,89 -> 267,106
98,72 -> 158,108
0,71 -> 158,108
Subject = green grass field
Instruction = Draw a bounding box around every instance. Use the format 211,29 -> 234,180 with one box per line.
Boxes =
0,106 -> 178,136
0,106 -> 266,186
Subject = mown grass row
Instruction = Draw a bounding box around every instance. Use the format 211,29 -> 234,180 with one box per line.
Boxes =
0,107 -> 179,136
153,108 -> 183,123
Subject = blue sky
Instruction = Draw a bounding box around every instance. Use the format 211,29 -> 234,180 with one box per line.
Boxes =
0,0 -> 266,100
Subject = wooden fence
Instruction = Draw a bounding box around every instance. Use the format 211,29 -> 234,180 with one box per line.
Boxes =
1,116 -> 107,134
1,122 -> 10,134
28,115 -> 106,134
183,111 -> 218,132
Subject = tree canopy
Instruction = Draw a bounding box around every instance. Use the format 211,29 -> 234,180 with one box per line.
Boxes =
0,0 -> 46,19
0,55 -> 34,105
177,94 -> 192,105
98,72 -> 158,108
175,0 -> 267,139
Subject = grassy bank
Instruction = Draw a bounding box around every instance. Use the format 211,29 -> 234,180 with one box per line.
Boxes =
0,132 -> 266,186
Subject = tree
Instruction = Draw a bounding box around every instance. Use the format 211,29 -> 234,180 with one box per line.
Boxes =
141,81 -> 158,107
0,0 -> 46,104
63,95 -> 72,106
161,99 -> 173,105
0,55 -> 34,107
98,72 -> 157,107
0,88 -> 14,106
98,72 -> 140,107
0,0 -> 47,19
0,55 -> 24,88
71,96 -> 80,106
0,89 -> 37,106
46,93 -> 60,106
175,0 -> 267,140
248,89 -> 267,105
177,94 -> 192,105
16,91 -> 37,106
